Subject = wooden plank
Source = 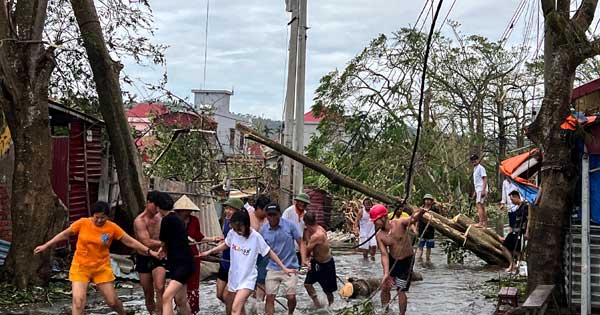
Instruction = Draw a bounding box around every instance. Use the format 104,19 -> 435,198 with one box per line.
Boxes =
523,285 -> 555,308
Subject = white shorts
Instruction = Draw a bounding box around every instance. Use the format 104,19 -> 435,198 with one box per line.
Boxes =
359,235 -> 377,249
476,191 -> 486,204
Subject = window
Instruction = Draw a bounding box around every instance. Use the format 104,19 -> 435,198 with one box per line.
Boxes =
229,128 -> 235,149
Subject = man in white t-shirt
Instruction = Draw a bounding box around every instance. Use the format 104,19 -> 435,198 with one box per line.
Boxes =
353,198 -> 376,260
500,179 -> 518,212
470,154 -> 488,228
282,193 -> 310,245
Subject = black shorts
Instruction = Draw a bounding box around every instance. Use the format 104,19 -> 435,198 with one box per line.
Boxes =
389,255 -> 414,292
135,254 -> 166,273
217,265 -> 229,282
166,262 -> 194,284
304,258 -> 338,293
503,232 -> 522,252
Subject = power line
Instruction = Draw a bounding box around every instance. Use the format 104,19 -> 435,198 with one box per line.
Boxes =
437,0 -> 457,33
202,0 -> 210,89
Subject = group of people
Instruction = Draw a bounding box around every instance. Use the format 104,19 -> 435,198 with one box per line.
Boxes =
203,193 -> 339,315
34,190 -> 344,315
32,153 -> 529,315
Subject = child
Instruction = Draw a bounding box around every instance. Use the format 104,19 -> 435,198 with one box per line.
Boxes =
200,211 -> 296,315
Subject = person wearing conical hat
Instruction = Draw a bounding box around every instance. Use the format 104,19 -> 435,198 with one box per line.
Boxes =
216,197 -> 243,315
174,195 -> 221,315
416,194 -> 440,263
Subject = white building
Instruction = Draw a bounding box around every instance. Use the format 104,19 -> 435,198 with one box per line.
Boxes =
192,89 -> 249,155
303,111 -> 322,151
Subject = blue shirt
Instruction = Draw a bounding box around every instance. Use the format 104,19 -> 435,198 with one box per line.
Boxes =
259,218 -> 302,270
221,218 -> 231,269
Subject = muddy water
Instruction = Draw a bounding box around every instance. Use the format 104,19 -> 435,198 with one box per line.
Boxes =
6,246 -> 498,315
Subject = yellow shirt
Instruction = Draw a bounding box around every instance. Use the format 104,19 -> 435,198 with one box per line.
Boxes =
70,218 -> 125,268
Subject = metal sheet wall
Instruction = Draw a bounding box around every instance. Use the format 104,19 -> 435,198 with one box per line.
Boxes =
565,224 -> 600,308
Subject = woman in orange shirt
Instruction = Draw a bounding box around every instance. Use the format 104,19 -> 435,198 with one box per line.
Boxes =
34,201 -> 162,315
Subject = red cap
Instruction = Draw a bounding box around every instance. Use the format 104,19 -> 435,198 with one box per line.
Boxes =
370,204 -> 388,222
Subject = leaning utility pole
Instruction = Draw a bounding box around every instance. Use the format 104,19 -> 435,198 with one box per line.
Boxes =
292,0 -> 307,195
280,0 -> 299,206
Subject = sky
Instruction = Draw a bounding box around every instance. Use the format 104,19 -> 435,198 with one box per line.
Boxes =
124,0 -> 528,120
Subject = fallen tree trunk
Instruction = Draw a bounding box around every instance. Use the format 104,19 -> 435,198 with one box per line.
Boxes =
237,123 -> 510,267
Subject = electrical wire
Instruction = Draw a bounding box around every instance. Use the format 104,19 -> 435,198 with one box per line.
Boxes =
202,0 -> 210,89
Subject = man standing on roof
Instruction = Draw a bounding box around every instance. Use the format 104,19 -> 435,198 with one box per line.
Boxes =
134,191 -> 166,315
354,198 -> 376,260
470,154 -> 488,228
372,204 -> 428,315
416,194 -> 439,263
282,193 -> 311,260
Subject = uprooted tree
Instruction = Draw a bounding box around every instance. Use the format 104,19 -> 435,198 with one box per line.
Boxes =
237,123 -> 511,266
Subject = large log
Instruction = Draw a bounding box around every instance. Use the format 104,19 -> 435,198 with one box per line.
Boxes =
237,123 -> 510,267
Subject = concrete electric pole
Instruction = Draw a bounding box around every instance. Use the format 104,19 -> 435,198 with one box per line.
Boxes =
293,0 -> 307,195
280,0 -> 299,206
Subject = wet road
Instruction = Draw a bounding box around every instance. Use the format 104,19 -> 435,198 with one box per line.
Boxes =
11,245 -> 498,315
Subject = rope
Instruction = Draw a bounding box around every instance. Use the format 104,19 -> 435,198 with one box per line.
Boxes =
463,224 -> 475,247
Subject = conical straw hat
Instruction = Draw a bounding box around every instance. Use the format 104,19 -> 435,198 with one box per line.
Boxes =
174,195 -> 200,211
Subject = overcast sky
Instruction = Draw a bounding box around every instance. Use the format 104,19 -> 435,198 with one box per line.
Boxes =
124,0 -> 531,120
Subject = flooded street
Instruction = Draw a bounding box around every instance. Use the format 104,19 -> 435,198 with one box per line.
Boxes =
8,246 -> 498,315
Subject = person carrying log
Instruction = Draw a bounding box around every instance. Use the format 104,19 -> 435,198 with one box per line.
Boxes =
371,204 -> 428,315
354,198 -> 377,260
470,154 -> 489,228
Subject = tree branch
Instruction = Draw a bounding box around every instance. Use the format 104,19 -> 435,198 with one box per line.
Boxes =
572,0 -> 599,31
15,0 -> 48,40
541,0 -> 556,15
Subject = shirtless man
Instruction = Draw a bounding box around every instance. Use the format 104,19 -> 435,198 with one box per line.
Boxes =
134,191 -> 166,315
371,204 -> 427,315
302,212 -> 338,307
250,195 -> 270,302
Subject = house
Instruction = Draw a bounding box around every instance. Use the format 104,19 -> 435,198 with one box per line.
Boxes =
192,89 -> 250,155
303,110 -> 322,150
126,103 -> 168,135
0,101 -> 109,241
126,103 -> 217,162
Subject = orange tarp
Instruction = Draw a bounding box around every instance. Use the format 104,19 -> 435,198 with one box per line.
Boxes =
560,115 -> 598,130
499,149 -> 539,188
